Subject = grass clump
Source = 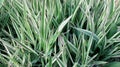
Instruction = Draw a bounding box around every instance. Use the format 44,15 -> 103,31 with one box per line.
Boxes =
0,0 -> 120,67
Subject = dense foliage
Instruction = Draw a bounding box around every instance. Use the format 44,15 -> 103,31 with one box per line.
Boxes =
0,0 -> 120,67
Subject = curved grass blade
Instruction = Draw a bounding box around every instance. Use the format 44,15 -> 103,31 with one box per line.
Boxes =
49,15 -> 72,45
73,27 -> 99,41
